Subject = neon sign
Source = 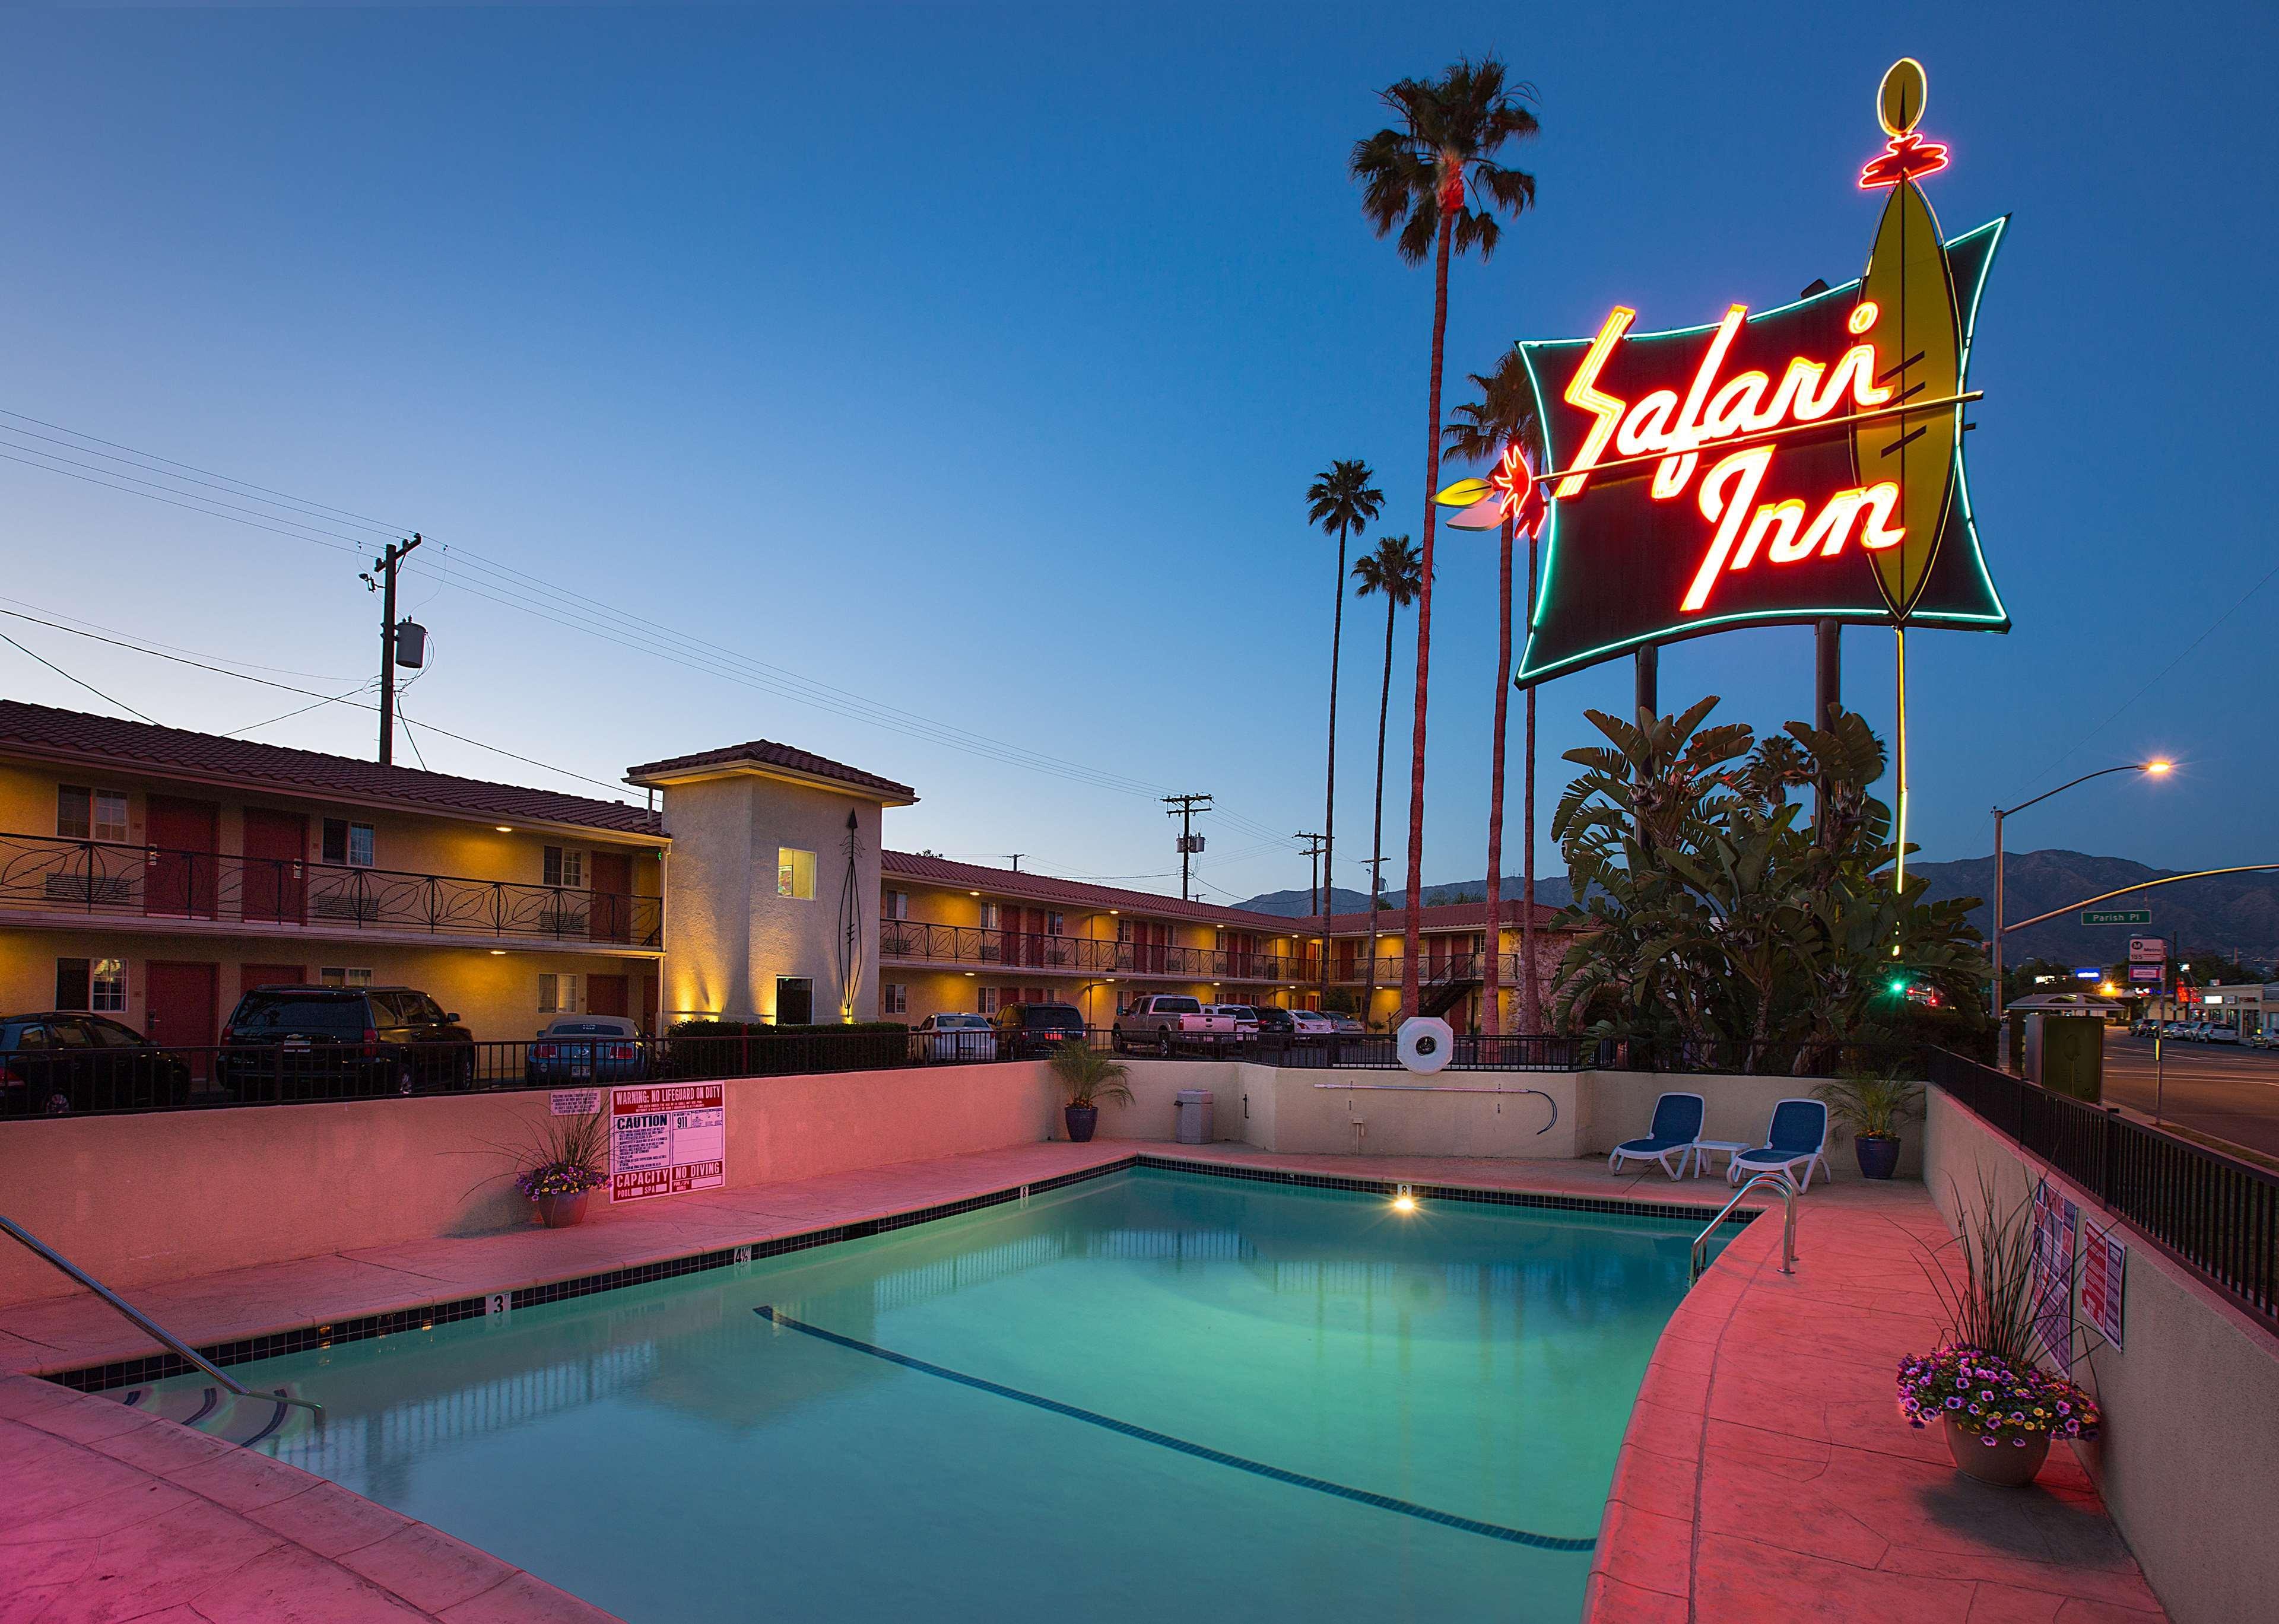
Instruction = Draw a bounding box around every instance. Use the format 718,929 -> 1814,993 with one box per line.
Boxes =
1494,58 -> 2008,685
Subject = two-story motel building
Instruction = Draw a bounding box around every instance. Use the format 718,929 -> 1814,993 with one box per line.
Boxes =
0,701 -> 1569,1047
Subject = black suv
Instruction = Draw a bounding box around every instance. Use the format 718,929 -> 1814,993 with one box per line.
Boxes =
991,1001 -> 1087,1059
215,986 -> 475,1102
0,1013 -> 192,1117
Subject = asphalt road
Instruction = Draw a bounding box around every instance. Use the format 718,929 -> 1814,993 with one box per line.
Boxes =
2098,1029 -> 2279,1163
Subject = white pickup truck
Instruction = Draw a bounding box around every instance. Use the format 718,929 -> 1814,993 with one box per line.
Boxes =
1113,994 -> 1237,1054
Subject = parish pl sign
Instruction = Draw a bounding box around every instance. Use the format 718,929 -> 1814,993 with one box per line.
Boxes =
1459,60 -> 2011,685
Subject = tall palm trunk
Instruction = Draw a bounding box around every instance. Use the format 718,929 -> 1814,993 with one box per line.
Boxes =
1363,593 -> 1396,1027
1400,208 -> 1454,1018
1321,523 -> 1347,1013
1483,513 -> 1513,1035
1521,525 -> 1542,1031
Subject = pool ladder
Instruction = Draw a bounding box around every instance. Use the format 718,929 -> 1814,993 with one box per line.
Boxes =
1,1212 -> 321,1430
1688,1172 -> 1798,1285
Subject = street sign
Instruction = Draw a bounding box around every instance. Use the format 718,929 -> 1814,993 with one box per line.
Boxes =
2072,967 -> 2102,980
2128,936 -> 2164,962
2082,908 -> 2153,925
2128,963 -> 2160,982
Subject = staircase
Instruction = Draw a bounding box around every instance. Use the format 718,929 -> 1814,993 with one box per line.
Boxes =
1415,954 -> 1481,1019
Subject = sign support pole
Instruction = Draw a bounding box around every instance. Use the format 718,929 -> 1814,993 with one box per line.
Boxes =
1893,624 -> 1909,946
1634,644 -> 1658,723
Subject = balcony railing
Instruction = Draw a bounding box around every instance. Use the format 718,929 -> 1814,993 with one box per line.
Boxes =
877,921 -> 1524,990
0,832 -> 661,949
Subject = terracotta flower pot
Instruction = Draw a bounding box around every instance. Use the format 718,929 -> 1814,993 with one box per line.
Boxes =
1944,1418 -> 2050,1486
535,1191 -> 590,1229
1064,1104 -> 1099,1143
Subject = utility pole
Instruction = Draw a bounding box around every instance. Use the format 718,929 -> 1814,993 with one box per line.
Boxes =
362,533 -> 423,767
1007,854 -> 1024,873
1163,792 -> 1212,901
1296,831 -> 1327,991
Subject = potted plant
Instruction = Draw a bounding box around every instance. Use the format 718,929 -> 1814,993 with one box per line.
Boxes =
1047,1037 -> 1132,1143
1815,1068 -> 1923,1179
1900,1172 -> 2102,1486
513,1110 -> 611,1228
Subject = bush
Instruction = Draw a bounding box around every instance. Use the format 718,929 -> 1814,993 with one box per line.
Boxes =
662,1019 -> 910,1079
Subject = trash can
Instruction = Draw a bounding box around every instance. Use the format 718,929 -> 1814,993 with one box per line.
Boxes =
1175,1089 -> 1214,1145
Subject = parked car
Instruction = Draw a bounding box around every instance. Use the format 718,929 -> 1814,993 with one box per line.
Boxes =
916,1012 -> 998,1062
1252,1006 -> 1296,1037
1285,1008 -> 1336,1040
1113,994 -> 1236,1054
2249,1028 -> 2279,1050
0,1013 -> 192,1116
2161,1021 -> 2192,1040
992,1002 -> 1087,1059
215,986 -> 475,1101
1205,1004 -> 1261,1038
2206,1024 -> 2243,1045
525,1015 -> 647,1085
2129,1018 -> 2157,1038
1328,1013 -> 1367,1036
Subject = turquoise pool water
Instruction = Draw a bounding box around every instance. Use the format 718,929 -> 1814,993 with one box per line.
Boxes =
144,1168 -> 1715,1622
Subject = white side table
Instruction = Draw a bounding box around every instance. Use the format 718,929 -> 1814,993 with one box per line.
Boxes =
1691,1140 -> 1749,1179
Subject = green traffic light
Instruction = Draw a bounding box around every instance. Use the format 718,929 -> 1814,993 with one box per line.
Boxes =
1888,977 -> 1908,994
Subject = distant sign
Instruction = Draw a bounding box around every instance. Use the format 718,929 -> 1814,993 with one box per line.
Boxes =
2072,967 -> 2102,980
2128,964 -> 2160,983
2128,936 -> 2165,963
2082,908 -> 2153,926
2080,1221 -> 2125,1348
549,1089 -> 601,1116
610,1083 -> 726,1204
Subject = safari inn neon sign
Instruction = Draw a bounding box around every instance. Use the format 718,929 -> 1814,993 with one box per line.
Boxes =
1493,64 -> 2009,687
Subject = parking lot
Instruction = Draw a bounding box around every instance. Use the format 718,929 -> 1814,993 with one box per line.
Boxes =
2099,1026 -> 2279,1162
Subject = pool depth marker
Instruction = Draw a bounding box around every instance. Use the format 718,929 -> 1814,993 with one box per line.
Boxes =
753,1305 -> 1595,1553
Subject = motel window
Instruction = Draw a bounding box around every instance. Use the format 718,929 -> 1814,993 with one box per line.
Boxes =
885,889 -> 909,920
1047,913 -> 1065,936
977,987 -> 999,1015
777,848 -> 816,901
979,901 -> 1001,930
56,787 -> 129,844
319,967 -> 374,988
322,819 -> 375,868
539,973 -> 583,1015
776,977 -> 814,1025
881,982 -> 908,1015
90,959 -> 126,1013
543,846 -> 586,888
54,958 -> 88,1011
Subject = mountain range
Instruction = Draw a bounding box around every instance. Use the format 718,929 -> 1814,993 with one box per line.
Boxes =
1236,850 -> 2279,971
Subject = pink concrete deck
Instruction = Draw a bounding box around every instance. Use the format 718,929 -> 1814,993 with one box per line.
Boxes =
0,1140 -> 2166,1623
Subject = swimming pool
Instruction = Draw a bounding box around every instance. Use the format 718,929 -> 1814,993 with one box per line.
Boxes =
137,1165 -> 1721,1622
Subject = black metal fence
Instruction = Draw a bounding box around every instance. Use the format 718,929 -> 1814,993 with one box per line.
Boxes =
1927,1047 -> 2279,1336
0,1024 -> 1602,1119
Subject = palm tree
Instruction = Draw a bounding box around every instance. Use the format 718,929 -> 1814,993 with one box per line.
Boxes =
1353,56 -> 1540,1018
1351,535 -> 1423,1028
1305,459 -> 1383,1011
1443,352 -> 1539,1035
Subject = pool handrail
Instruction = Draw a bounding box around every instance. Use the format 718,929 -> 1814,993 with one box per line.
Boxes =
1688,1171 -> 1797,1285
0,1212 -> 322,1416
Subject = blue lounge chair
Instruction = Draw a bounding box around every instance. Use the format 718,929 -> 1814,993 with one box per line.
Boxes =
1729,1098 -> 1832,1191
1608,1092 -> 1706,1180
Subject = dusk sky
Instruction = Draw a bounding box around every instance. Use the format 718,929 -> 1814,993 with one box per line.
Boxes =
0,3 -> 2269,907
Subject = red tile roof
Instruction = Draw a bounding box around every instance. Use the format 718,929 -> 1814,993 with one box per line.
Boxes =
0,701 -> 662,837
625,739 -> 916,803
1319,897 -> 1571,936
881,851 -> 1295,930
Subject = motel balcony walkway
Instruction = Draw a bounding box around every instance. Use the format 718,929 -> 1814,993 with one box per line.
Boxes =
0,831 -> 663,955
877,922 -> 1521,993
0,1143 -> 2164,1624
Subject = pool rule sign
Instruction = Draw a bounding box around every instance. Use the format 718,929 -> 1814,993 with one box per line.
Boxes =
609,1083 -> 727,1203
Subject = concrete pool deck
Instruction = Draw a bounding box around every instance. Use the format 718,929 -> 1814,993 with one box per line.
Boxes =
0,1139 -> 2165,1623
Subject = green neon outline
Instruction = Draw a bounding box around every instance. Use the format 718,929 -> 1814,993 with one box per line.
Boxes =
1513,216 -> 2010,685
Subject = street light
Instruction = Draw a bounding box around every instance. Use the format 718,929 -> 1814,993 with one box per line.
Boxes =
1990,760 -> 2172,1020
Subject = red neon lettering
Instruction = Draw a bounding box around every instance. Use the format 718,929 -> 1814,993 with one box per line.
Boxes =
1556,307 -> 1635,498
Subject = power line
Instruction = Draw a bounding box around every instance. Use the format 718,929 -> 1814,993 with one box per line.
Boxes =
0,608 -> 630,798
0,628 -> 158,723
224,682 -> 376,739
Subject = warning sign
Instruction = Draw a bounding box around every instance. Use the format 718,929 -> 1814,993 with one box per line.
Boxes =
610,1083 -> 726,1204
2080,1221 -> 2126,1349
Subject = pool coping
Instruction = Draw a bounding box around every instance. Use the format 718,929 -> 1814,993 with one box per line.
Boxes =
30,1147 -> 1761,1393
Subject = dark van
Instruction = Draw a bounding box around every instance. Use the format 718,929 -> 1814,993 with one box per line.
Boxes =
215,986 -> 474,1101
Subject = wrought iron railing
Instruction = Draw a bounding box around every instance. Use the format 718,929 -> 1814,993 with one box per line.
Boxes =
1927,1048 -> 2279,1336
0,831 -> 661,949
875,920 -> 1520,991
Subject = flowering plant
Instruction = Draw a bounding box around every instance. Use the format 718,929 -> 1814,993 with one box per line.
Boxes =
1897,1343 -> 2100,1448
509,1110 -> 609,1201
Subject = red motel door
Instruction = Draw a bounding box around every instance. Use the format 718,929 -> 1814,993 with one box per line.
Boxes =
145,961 -> 218,1080
145,796 -> 219,919
589,851 -> 633,943
241,809 -> 307,923
587,974 -> 630,1017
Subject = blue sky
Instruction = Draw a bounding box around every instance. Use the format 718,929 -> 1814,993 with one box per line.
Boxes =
0,2 -> 2269,905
